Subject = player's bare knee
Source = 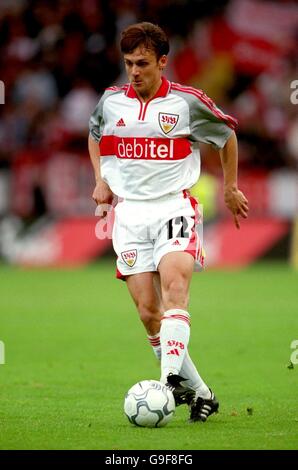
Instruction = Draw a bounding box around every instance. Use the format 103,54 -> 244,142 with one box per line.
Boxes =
162,276 -> 188,298
161,276 -> 189,310
138,304 -> 160,328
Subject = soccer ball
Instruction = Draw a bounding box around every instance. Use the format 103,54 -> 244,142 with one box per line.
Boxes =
124,380 -> 175,428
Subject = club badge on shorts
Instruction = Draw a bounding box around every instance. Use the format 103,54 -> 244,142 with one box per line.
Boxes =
121,250 -> 137,267
158,113 -> 179,134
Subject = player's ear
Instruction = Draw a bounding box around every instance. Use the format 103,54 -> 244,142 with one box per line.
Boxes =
159,54 -> 167,70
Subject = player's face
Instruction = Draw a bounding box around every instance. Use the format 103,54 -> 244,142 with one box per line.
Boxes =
124,46 -> 167,101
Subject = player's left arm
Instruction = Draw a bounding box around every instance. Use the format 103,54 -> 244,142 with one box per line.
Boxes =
219,131 -> 249,229
186,90 -> 248,228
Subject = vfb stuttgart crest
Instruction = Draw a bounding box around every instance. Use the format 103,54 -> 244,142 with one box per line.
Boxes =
158,112 -> 179,134
121,250 -> 137,267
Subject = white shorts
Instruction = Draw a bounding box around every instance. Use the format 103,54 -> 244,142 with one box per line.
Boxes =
112,190 -> 204,280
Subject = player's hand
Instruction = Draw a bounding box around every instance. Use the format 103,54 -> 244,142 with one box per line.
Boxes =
224,186 -> 249,229
92,180 -> 114,206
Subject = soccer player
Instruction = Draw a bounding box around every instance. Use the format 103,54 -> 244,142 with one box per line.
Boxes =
88,22 -> 248,422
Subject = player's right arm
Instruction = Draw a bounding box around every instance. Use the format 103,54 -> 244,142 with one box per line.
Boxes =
88,92 -> 115,206
88,134 -> 114,205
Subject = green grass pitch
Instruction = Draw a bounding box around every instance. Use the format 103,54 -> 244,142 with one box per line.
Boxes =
0,261 -> 297,450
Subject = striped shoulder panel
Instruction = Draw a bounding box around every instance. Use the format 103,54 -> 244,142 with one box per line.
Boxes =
105,84 -> 129,94
171,82 -> 238,130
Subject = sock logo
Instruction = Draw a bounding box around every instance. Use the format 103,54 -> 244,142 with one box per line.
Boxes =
166,340 -> 185,356
167,340 -> 185,349
167,348 -> 180,356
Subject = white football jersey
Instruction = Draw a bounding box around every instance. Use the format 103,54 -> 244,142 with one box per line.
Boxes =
89,77 -> 237,200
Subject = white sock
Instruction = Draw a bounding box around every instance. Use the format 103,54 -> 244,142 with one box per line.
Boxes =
159,309 -> 190,383
147,333 -> 161,361
148,332 -> 210,398
180,350 -> 211,399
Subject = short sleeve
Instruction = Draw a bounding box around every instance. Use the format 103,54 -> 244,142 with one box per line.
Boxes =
189,91 -> 237,149
89,97 -> 104,143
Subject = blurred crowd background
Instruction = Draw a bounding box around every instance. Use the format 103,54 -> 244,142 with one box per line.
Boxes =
0,0 -> 297,267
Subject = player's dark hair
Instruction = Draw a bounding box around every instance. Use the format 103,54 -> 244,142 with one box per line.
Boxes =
120,22 -> 169,59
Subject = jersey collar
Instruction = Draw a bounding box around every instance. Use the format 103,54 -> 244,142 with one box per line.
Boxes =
126,76 -> 171,100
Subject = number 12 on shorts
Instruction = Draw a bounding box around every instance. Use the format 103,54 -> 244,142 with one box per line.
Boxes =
167,216 -> 190,239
